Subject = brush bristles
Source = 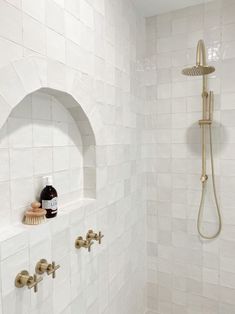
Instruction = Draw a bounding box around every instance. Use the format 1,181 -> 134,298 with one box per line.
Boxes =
23,215 -> 46,225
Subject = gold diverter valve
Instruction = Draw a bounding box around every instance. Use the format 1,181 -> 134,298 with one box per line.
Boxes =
75,236 -> 94,252
200,174 -> 208,183
86,230 -> 104,244
36,259 -> 60,279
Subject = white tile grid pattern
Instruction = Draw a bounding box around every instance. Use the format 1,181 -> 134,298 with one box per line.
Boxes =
144,1 -> 235,313
0,0 -> 146,314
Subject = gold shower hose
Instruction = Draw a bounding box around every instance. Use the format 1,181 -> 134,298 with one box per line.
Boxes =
197,123 -> 222,239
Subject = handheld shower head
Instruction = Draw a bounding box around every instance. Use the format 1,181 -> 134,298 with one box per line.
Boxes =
182,40 -> 215,77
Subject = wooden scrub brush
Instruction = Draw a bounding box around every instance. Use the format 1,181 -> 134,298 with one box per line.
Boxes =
23,202 -> 46,225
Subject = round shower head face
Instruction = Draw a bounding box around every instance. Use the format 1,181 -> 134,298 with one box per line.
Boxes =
182,65 -> 215,76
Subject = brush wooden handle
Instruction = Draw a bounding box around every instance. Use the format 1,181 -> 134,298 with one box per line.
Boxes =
31,202 -> 41,211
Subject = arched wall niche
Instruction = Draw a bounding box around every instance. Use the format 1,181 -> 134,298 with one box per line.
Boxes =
0,56 -> 99,225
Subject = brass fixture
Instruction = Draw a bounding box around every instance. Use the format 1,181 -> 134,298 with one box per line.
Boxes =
15,270 -> 43,293
86,230 -> 104,244
36,259 -> 60,279
182,40 -> 215,76
182,39 -> 222,239
75,236 -> 94,252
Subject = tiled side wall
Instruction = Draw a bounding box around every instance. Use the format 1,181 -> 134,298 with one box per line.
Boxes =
144,1 -> 235,313
0,0 -> 146,314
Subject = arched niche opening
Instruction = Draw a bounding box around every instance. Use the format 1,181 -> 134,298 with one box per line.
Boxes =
0,87 -> 96,225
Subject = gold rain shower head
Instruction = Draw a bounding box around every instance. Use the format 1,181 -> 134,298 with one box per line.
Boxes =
182,65 -> 215,76
182,39 -> 215,76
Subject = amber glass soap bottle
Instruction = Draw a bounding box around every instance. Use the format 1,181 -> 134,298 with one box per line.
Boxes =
40,176 -> 58,218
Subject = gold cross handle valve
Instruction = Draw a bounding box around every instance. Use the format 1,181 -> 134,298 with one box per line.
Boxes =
86,230 -> 104,244
36,259 -> 60,279
75,236 -> 94,252
15,270 -> 43,293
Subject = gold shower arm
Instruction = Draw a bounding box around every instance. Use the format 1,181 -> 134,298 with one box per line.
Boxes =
196,40 -> 207,67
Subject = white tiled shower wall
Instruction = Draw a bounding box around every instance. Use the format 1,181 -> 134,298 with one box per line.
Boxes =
0,0 -> 146,314
3,0 -> 235,313
144,0 -> 235,313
